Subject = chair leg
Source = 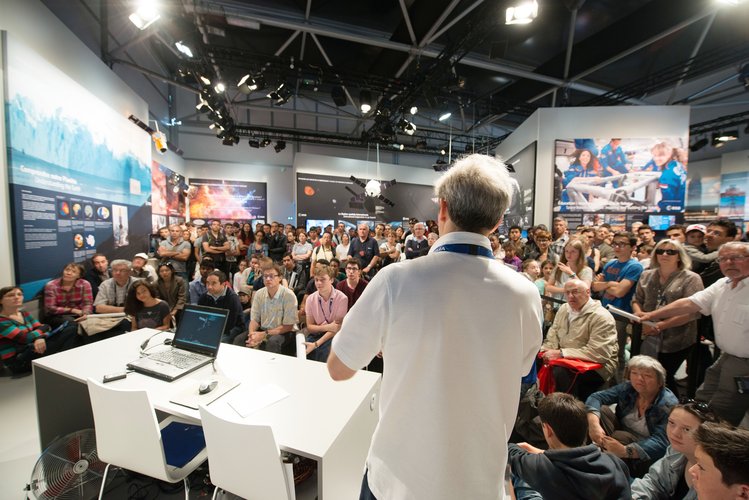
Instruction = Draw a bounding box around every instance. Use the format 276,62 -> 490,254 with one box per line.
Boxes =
211,486 -> 220,500
98,463 -> 110,500
183,477 -> 190,500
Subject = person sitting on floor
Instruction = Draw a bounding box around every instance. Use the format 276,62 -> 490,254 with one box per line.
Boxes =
0,286 -> 78,374
539,279 -> 618,401
509,392 -> 631,500
690,422 -> 749,500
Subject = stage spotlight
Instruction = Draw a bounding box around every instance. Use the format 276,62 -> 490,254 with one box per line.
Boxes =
410,106 -> 418,115
249,138 -> 260,148
199,75 -> 211,86
267,84 -> 291,105
438,111 -> 452,122
690,137 -> 708,152
506,0 -> 539,25
214,82 -> 226,93
261,137 -> 272,147
129,0 -> 160,30
360,89 -> 372,113
716,129 -> 738,142
440,148 -> 447,155
274,140 -> 286,153
237,74 -> 258,94
175,41 -> 193,58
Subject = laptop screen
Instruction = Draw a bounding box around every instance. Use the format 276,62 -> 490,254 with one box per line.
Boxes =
172,305 -> 229,356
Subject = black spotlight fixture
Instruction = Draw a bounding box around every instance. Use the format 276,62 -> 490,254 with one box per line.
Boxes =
261,137 -> 272,147
248,138 -> 260,148
690,137 -> 708,152
359,89 -> 372,113
331,85 -> 346,106
274,140 -> 286,153
237,74 -> 258,94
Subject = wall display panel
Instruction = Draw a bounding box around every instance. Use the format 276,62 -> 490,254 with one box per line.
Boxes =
296,173 -> 437,229
685,160 -> 721,224
498,141 -> 536,235
151,161 -> 185,233
718,172 -> 748,232
187,178 -> 266,221
5,36 -> 151,296
553,138 -> 688,224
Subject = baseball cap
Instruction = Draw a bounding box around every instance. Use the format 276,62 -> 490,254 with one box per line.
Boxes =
133,252 -> 149,261
685,224 -> 706,234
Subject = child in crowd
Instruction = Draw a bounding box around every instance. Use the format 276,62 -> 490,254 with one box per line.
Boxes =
503,242 -> 522,271
521,259 -> 541,283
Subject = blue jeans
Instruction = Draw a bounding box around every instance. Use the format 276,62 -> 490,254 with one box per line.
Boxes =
359,470 -> 377,500
306,334 -> 331,362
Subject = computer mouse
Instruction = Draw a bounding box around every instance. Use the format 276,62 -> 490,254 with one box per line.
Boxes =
198,379 -> 218,395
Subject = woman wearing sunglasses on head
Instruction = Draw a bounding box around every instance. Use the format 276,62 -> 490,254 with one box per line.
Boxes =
631,400 -> 721,500
632,239 -> 703,395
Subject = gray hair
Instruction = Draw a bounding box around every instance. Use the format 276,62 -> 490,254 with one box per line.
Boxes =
110,259 -> 132,270
434,154 -> 513,233
625,355 -> 667,388
719,241 -> 749,255
650,239 -> 691,271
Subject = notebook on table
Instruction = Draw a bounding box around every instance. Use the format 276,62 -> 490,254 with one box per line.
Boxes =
127,304 -> 229,382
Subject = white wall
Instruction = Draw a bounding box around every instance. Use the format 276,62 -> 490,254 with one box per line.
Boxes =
721,149 -> 749,175
0,0 -> 152,285
496,106 -> 691,226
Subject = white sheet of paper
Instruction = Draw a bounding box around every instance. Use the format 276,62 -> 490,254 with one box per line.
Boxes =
228,383 -> 290,418
606,305 -> 658,328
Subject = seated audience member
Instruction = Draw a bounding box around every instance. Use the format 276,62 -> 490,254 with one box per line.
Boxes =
155,263 -> 187,322
188,258 -> 215,304
281,253 -> 307,301
631,401 -> 721,500
689,422 -> 749,500
503,242 -> 522,271
586,355 -> 678,478
631,239 -> 703,395
232,259 -> 248,291
92,259 -> 136,338
235,263 -> 298,355
237,255 -> 260,295
509,392 -> 631,500
198,270 -> 245,343
248,257 -> 284,297
303,264 -> 348,362
336,257 -> 368,309
131,252 -> 157,283
124,281 -> 171,331
44,262 -> 93,328
84,253 -> 110,298
329,258 -> 345,282
0,286 -> 78,374
405,222 -> 430,259
237,291 -> 251,326
639,241 -> 749,425
540,279 -> 618,401
157,224 -> 192,281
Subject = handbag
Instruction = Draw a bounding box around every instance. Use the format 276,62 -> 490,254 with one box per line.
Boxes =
537,355 -> 603,395
78,314 -> 127,336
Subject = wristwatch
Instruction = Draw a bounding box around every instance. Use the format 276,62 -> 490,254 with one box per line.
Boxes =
625,445 -> 633,459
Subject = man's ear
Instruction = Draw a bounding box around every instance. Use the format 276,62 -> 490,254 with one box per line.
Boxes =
736,484 -> 749,499
541,422 -> 554,440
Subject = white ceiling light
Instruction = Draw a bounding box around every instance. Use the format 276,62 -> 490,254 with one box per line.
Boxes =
506,1 -> 539,25
175,41 -> 193,58
129,0 -> 160,30
438,111 -> 452,122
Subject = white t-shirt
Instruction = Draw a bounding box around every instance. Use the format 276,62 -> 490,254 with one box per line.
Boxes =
332,231 -> 543,500
689,276 -> 749,358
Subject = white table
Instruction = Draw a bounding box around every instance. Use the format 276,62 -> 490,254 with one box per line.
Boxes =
33,328 -> 381,499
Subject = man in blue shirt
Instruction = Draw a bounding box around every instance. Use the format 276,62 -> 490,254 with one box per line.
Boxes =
592,231 -> 643,381
348,223 -> 380,279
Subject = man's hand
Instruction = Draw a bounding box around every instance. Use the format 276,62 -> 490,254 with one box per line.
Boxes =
325,321 -> 341,334
600,436 -> 626,458
517,442 -> 544,454
33,338 -> 47,354
247,330 -> 267,348
587,414 -> 606,445
542,349 -> 562,364
303,342 -> 316,355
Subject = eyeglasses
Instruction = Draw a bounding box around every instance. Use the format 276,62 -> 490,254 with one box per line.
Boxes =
345,267 -> 360,272
716,255 -> 749,264
262,274 -> 280,280
612,242 -> 631,248
655,249 -> 679,256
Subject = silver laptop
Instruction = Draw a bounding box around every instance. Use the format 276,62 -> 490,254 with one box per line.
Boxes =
127,304 -> 229,381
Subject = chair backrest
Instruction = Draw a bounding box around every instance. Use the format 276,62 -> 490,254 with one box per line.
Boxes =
199,404 -> 294,500
86,378 -> 170,481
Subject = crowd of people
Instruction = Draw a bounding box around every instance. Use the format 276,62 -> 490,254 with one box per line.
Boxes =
2,152 -> 749,499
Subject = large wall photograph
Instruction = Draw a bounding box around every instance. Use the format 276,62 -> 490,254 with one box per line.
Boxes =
296,173 -> 438,229
151,161 -> 186,231
553,137 -> 689,220
5,36 -> 152,295
187,178 -> 267,221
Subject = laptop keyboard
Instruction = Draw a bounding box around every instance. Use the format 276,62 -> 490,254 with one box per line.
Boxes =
148,350 -> 207,369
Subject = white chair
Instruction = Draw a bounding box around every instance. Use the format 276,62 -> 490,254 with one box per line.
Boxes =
86,378 -> 207,500
199,404 -> 296,500
296,332 -> 307,359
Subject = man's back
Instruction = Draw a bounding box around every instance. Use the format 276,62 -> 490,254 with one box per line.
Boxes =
333,232 -> 543,499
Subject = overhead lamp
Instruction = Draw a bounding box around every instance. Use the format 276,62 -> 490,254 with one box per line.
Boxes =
199,75 -> 211,86
393,143 -> 405,151
404,122 -> 416,135
689,137 -> 708,152
438,111 -> 452,122
261,137 -> 272,147
214,82 -> 226,93
129,0 -> 160,30
175,41 -> 193,58
506,0 -> 539,25
196,99 -> 210,112
410,106 -> 418,115
248,138 -> 260,148
267,84 -> 291,106
360,89 -> 372,114
715,130 -> 739,143
440,148 -> 447,155
237,74 -> 258,94
274,140 -> 286,153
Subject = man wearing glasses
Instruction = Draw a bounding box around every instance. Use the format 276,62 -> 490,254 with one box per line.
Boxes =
592,231 -> 644,381
234,262 -> 298,355
641,241 -> 749,425
336,258 -> 368,309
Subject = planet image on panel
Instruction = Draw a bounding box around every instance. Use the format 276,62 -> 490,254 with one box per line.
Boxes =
97,206 -> 110,220
58,201 -> 70,217
71,203 -> 82,218
303,186 -> 315,196
84,205 -> 94,219
85,234 -> 96,248
73,233 -> 84,248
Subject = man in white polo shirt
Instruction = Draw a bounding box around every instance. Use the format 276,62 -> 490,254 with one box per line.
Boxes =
641,241 -> 749,425
327,154 -> 543,500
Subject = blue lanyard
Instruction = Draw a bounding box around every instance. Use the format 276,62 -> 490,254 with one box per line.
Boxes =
432,244 -> 494,259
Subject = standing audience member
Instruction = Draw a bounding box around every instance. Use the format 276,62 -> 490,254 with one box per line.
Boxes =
335,232 -> 351,264
631,240 -> 703,395
124,281 -> 171,331
593,224 -> 616,268
202,220 -> 229,274
592,231 -> 644,379
84,253 -> 110,299
311,232 -> 335,267
131,253 -> 157,283
379,232 -> 402,267
550,217 -> 570,258
690,422 -> 749,499
267,221 -> 288,263
405,222 -> 429,259
0,286 -> 78,374
223,223 -> 241,276
303,264 -> 348,362
251,229 -> 269,257
328,154 -> 543,500
586,356 -> 678,478
44,262 -> 93,328
503,242 -> 522,271
640,241 -> 749,425
348,223 -> 381,279
157,224 -> 191,281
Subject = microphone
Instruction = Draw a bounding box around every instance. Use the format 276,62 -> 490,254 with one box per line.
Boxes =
140,330 -> 167,352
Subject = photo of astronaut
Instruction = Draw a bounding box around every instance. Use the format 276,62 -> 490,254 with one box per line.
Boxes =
554,137 -> 688,215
